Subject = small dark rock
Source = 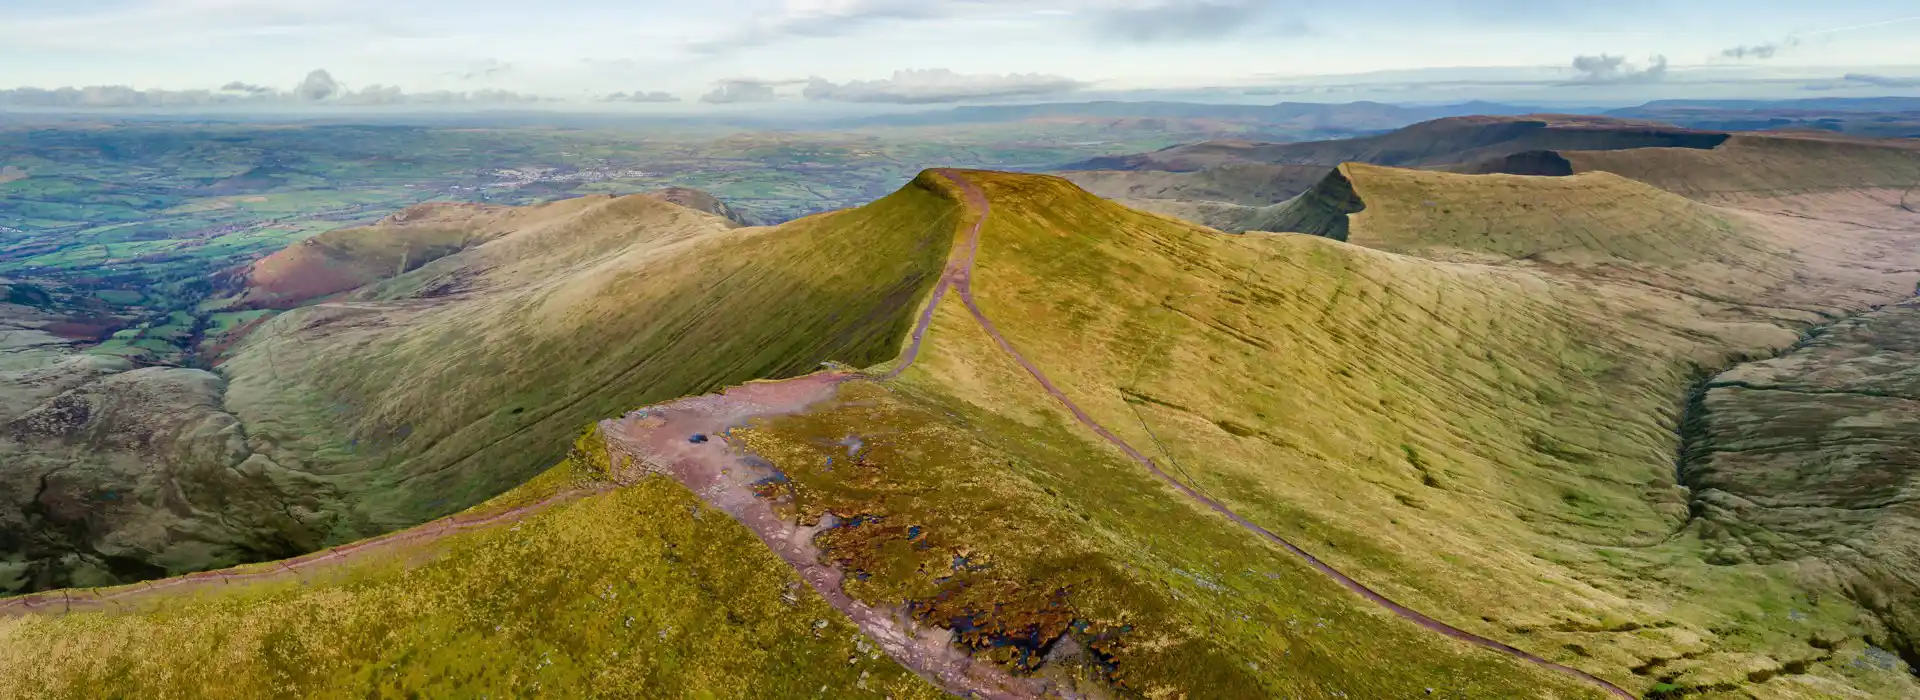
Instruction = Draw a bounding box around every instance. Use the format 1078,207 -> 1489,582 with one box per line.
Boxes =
689,434 -> 709,444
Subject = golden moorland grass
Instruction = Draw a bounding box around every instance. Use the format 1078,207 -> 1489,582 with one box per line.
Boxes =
889,169 -> 1920,697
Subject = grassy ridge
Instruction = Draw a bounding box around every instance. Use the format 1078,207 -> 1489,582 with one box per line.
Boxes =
898,170 -> 1919,696
222,182 -> 959,541
1565,134 -> 1920,200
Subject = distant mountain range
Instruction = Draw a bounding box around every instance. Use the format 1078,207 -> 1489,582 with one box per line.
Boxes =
831,95 -> 1920,140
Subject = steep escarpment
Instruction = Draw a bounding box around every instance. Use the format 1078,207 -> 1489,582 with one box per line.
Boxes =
1057,116 -> 1732,236
1062,163 -> 1335,206
1448,149 -> 1576,176
1229,166 -> 1366,237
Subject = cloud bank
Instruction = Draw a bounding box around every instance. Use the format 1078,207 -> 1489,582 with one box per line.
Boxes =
1092,0 -> 1301,43
802,69 -> 1086,104
1719,38 -> 1799,61
0,69 -> 550,109
602,91 -> 681,103
1841,73 -> 1920,88
699,79 -> 804,104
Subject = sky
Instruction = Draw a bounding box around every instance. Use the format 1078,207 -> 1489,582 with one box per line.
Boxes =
1,0 -> 1918,110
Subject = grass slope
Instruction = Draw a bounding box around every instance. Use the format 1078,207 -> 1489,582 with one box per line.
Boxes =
1688,299 -> 1920,673
1565,133 -> 1920,203
0,184 -> 954,592
221,183 -> 956,545
0,439 -> 942,699
887,170 -> 1920,697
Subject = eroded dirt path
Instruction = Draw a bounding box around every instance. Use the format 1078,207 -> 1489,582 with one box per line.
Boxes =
928,170 -> 1636,699
0,487 -> 604,617
599,376 -> 1072,700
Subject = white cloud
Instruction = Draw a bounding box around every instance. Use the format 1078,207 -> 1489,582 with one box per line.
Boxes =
699,78 -> 805,104
1567,54 -> 1669,84
602,90 -> 681,103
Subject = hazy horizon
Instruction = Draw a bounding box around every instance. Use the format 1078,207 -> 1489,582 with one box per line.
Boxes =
3,1 -> 1919,112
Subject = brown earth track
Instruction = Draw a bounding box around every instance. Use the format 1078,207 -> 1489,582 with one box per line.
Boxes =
925,170 -> 1636,699
0,487 -> 606,618
599,377 -> 1066,700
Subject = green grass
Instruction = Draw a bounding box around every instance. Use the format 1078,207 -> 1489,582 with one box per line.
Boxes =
876,170 -> 1919,697
740,380 -> 1603,698
0,451 -> 941,700
219,180 -> 959,547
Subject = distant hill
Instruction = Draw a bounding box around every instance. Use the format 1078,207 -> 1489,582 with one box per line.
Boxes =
1608,97 -> 1920,139
1615,96 -> 1920,113
1064,115 -> 1726,171
225,187 -> 755,309
1062,114 -> 1731,224
833,99 -> 1541,133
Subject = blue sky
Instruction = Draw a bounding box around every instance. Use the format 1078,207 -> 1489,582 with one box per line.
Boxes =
2,0 -> 1917,108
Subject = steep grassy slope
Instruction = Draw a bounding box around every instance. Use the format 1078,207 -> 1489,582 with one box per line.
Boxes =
1067,166 -> 1364,237
0,185 -> 954,592
0,442 -> 943,699
729,378 -> 1604,698
221,184 -> 954,544
1687,299 -> 1920,672
887,170 -> 1920,697
1062,164 -> 1333,206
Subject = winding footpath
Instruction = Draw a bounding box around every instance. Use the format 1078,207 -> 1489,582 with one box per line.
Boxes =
920,170 -> 1636,699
